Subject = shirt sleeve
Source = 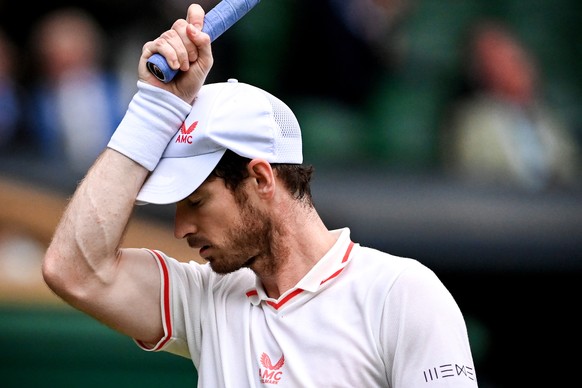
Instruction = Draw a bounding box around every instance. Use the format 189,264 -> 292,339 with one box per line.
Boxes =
382,261 -> 478,387
133,249 -> 208,365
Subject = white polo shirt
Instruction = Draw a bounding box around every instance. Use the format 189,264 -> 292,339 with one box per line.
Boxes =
136,228 -> 477,387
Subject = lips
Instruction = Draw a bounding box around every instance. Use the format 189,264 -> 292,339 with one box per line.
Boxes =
199,245 -> 211,257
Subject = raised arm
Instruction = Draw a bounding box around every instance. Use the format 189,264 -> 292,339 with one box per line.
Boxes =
42,4 -> 213,344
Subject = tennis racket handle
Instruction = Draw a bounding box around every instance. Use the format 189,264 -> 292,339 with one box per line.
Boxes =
146,0 -> 261,83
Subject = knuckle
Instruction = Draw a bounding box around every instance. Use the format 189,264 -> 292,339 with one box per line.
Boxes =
171,19 -> 188,30
159,29 -> 177,41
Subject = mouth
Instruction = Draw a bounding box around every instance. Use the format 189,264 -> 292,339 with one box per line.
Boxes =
242,255 -> 257,268
199,245 -> 212,257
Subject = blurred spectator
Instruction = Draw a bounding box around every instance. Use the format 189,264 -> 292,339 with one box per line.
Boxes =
0,28 -> 24,153
441,20 -> 582,191
25,7 -> 125,176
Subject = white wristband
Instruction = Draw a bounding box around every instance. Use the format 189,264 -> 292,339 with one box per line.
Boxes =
108,81 -> 192,171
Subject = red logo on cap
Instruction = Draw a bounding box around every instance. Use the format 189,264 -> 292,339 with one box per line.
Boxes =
176,121 -> 198,144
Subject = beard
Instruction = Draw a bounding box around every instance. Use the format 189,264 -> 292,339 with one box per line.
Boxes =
206,198 -> 286,276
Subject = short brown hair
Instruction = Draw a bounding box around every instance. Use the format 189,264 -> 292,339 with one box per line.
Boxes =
210,150 -> 315,206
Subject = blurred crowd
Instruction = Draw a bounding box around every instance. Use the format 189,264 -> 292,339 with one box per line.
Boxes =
0,0 -> 581,191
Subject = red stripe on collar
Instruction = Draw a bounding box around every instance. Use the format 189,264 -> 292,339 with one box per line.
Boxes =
247,241 -> 355,310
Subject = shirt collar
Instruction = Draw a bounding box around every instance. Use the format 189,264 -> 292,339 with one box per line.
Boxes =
245,228 -> 354,306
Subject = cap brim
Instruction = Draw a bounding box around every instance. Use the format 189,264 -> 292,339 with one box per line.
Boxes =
136,148 -> 227,205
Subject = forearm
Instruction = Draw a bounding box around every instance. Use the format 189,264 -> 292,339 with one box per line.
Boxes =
43,149 -> 148,301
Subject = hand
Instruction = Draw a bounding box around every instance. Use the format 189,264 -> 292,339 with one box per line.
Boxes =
138,4 -> 214,104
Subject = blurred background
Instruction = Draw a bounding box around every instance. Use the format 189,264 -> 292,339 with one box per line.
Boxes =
1,0 -> 581,386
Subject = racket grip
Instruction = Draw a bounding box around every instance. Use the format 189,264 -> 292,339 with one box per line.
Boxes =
146,53 -> 179,83
146,0 -> 260,83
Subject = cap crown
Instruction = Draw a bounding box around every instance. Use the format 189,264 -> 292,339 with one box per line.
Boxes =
163,79 -> 302,163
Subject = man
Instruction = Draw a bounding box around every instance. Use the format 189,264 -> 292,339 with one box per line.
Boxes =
43,4 -> 477,387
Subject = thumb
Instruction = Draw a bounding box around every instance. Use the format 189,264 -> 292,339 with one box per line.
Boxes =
186,3 -> 205,30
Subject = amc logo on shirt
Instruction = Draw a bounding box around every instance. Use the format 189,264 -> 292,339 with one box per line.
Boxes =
259,353 -> 285,384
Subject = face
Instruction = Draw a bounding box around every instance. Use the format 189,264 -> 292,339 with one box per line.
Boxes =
474,27 -> 536,102
175,178 -> 281,275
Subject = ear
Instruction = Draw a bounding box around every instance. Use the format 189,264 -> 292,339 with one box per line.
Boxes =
247,159 -> 275,199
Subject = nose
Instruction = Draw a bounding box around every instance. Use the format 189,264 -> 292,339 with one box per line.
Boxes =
174,205 -> 198,239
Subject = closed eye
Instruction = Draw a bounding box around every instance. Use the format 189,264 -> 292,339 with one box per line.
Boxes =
189,199 -> 202,208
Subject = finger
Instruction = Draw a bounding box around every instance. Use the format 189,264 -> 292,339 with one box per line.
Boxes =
168,18 -> 198,71
186,3 -> 205,30
141,36 -> 179,73
146,28 -> 187,71
186,23 -> 212,66
148,5 -> 206,73
177,24 -> 213,101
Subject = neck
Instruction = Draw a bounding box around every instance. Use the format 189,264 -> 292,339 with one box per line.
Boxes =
252,207 -> 337,299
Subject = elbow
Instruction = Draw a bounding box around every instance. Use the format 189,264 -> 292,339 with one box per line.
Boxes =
42,247 -> 67,295
42,244 -> 117,305
42,245 -> 84,302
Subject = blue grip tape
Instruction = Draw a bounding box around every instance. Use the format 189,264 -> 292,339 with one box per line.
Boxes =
147,0 -> 260,83
146,53 -> 179,83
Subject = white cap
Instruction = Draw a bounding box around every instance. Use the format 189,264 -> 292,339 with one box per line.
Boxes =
136,79 -> 303,205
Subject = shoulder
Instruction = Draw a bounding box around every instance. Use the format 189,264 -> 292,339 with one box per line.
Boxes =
348,245 -> 453,302
349,244 -> 429,280
349,246 -> 468,331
